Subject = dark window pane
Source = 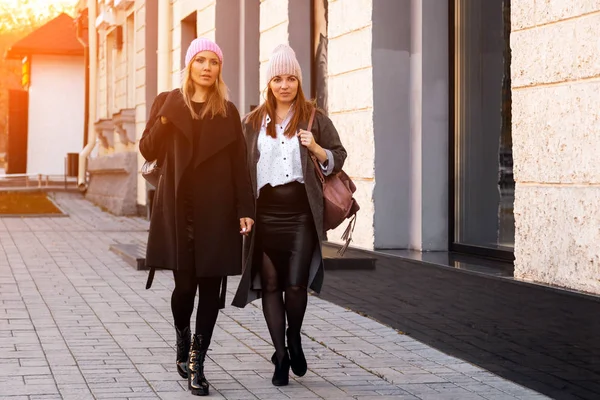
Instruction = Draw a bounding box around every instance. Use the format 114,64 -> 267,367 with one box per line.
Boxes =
454,0 -> 514,250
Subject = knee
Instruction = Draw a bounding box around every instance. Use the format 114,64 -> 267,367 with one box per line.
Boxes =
173,281 -> 197,299
286,285 -> 307,295
262,275 -> 280,293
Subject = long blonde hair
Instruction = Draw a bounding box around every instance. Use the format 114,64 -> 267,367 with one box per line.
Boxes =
246,83 -> 314,139
180,60 -> 229,119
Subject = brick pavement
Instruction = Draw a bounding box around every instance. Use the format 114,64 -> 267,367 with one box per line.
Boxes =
0,193 -> 550,399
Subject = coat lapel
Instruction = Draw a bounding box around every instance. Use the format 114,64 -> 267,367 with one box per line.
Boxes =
298,119 -> 310,179
158,91 -> 194,144
244,121 -> 261,198
158,90 -> 236,169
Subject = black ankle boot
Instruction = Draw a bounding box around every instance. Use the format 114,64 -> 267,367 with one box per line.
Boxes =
271,350 -> 290,386
287,329 -> 307,377
188,334 -> 209,396
175,326 -> 191,379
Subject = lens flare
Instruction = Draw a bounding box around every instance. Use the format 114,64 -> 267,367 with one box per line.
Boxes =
0,0 -> 77,32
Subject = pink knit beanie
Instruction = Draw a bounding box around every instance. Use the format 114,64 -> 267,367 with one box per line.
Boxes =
265,44 -> 302,84
185,38 -> 223,66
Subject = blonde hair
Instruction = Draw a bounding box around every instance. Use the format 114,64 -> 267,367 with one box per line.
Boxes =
180,61 -> 229,119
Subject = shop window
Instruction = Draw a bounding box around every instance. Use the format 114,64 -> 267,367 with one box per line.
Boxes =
452,0 -> 514,255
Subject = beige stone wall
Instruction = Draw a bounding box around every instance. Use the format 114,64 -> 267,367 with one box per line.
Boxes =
327,0 -> 374,248
512,1 -> 600,294
135,0 -> 149,206
259,0 -> 289,93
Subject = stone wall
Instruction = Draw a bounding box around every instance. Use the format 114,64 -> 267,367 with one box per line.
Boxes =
259,0 -> 289,93
86,152 -> 138,215
327,0 -> 375,248
512,1 -> 600,294
135,0 -> 150,207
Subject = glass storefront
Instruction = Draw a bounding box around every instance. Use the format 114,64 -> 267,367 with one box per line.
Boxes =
452,0 -> 514,253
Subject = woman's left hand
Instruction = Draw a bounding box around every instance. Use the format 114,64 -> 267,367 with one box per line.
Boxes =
239,217 -> 254,236
298,129 -> 319,153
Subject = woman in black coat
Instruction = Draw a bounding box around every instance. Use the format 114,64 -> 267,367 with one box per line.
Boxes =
232,45 -> 347,386
139,38 -> 254,397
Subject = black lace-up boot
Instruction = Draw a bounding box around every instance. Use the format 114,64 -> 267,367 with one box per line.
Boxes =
175,326 -> 191,379
187,334 -> 210,396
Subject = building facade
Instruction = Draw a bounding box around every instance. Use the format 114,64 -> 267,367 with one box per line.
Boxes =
81,0 -> 156,215
511,1 -> 600,294
81,0 -> 600,296
5,14 -> 85,176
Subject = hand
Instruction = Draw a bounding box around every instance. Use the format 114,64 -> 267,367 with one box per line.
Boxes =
239,217 -> 254,236
160,116 -> 168,125
297,129 -> 318,153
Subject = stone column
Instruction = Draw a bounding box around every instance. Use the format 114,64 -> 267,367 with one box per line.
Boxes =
327,0 -> 375,248
371,0 -> 449,251
135,0 -> 159,209
511,1 -> 600,294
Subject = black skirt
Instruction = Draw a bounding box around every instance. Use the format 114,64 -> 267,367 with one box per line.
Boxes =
256,182 -> 317,288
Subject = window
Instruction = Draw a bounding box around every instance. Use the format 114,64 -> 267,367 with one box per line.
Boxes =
181,12 -> 197,70
452,0 -> 514,256
106,30 -> 116,117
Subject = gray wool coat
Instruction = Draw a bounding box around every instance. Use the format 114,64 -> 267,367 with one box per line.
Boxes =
231,110 -> 347,308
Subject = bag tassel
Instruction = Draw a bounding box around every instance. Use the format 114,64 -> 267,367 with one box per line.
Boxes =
337,214 -> 357,256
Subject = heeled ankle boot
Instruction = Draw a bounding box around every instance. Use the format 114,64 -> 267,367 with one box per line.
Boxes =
188,334 -> 210,396
175,326 -> 191,379
270,350 -> 290,386
287,328 -> 307,377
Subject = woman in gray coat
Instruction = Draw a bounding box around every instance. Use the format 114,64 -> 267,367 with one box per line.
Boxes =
232,44 -> 346,386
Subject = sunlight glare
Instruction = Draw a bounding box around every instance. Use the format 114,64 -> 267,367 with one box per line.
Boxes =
0,0 -> 78,31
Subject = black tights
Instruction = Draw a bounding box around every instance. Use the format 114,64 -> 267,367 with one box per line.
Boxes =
260,252 -> 309,363
171,269 -> 222,347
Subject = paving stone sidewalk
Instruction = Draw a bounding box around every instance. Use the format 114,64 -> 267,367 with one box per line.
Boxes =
0,193 -> 549,400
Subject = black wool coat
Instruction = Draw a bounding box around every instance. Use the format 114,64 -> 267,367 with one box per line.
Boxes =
231,110 -> 347,308
139,89 -> 255,280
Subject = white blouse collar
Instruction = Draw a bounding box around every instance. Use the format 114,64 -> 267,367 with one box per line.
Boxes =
261,103 -> 295,129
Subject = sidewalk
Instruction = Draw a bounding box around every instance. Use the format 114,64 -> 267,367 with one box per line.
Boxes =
0,193 -> 549,400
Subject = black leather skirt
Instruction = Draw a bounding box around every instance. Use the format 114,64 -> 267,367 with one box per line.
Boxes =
256,182 -> 317,288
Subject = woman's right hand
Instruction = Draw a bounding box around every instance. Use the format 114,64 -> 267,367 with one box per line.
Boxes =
239,217 -> 254,236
